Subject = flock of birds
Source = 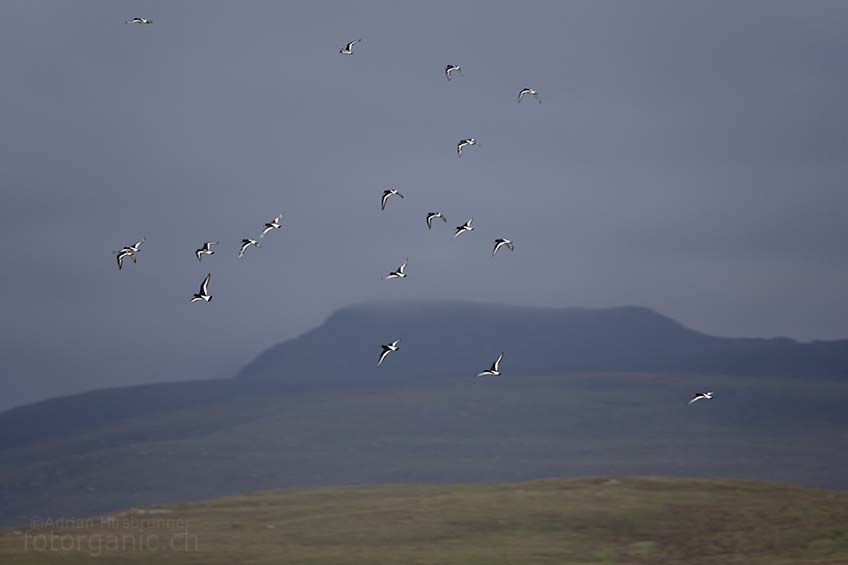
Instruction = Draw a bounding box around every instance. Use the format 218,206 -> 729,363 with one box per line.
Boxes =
116,19 -> 714,406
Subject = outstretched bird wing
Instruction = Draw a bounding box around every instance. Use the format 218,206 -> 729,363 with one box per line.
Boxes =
200,273 -> 211,295
492,352 -> 504,372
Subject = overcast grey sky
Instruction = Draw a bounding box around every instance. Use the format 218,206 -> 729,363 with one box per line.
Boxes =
1,0 -> 847,410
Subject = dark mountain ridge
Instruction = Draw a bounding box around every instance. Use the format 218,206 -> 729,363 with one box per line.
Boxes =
237,300 -> 848,383
2,301 -> 847,453
1,302 -> 848,526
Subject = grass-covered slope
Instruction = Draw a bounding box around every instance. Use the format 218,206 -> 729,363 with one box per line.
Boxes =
2,477 -> 847,564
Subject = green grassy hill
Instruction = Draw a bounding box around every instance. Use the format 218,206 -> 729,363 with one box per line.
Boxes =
2,477 -> 847,564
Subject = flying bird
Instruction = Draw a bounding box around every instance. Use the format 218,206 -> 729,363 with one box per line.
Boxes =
116,249 -> 135,270
261,214 -> 283,238
426,212 -> 447,230
377,339 -> 400,367
384,259 -> 408,279
238,238 -> 260,259
688,391 -> 714,405
517,88 -> 542,104
339,39 -> 361,55
445,64 -> 462,81
194,241 -> 219,262
114,238 -> 145,270
191,273 -> 212,303
457,138 -> 478,158
381,189 -> 404,210
454,219 -> 474,238
492,238 -> 514,256
477,352 -> 504,377
125,17 -> 152,24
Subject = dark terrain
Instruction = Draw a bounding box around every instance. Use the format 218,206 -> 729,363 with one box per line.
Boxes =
241,301 -> 848,382
0,302 -> 846,527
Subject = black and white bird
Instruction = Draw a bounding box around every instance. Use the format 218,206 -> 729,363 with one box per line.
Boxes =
492,238 -> 514,256
517,87 -> 542,104
339,39 -> 361,55
238,238 -> 260,259
116,249 -> 135,270
114,238 -> 145,270
477,352 -> 504,377
377,339 -> 400,367
381,189 -> 404,210
445,64 -> 462,81
426,212 -> 447,230
688,391 -> 714,405
457,138 -> 478,158
384,259 -> 408,279
191,273 -> 212,303
194,241 -> 219,262
125,17 -> 152,24
261,214 -> 283,238
454,219 -> 474,238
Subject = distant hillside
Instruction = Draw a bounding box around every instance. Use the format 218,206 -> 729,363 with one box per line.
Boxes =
1,302 -> 848,527
0,372 -> 847,528
2,477 -> 847,564
238,301 -> 848,382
